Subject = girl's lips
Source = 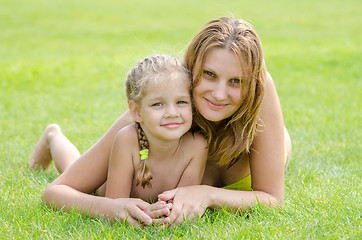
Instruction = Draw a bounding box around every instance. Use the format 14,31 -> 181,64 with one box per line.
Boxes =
161,123 -> 182,128
204,97 -> 228,109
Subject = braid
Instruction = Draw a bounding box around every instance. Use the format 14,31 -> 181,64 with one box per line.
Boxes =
135,122 -> 152,188
135,122 -> 149,149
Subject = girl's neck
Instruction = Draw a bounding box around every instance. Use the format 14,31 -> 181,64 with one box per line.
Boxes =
135,122 -> 183,161
147,137 -> 182,161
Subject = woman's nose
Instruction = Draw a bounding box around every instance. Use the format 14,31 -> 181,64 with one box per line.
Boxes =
211,82 -> 228,101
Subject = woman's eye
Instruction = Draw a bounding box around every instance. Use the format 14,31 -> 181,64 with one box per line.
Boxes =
203,70 -> 215,78
230,78 -> 241,85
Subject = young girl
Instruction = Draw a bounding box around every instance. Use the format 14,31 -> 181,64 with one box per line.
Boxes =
105,54 -> 208,202
32,54 -> 208,227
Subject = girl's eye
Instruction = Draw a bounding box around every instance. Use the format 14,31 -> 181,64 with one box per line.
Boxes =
177,100 -> 189,105
151,102 -> 163,107
203,70 -> 215,78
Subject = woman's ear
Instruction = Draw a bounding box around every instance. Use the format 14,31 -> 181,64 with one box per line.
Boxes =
129,100 -> 142,123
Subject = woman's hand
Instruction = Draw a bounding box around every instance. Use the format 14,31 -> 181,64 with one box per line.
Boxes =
158,185 -> 210,225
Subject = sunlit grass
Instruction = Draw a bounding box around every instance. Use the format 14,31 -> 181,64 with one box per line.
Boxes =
1,0 -> 361,238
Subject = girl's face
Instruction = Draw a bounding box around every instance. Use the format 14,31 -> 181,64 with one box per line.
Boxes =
136,75 -> 192,142
193,47 -> 243,122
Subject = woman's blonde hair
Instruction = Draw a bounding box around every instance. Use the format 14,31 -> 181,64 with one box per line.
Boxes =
126,54 -> 190,187
185,17 -> 266,166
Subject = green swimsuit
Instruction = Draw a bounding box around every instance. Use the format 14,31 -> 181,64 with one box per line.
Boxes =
222,144 -> 288,191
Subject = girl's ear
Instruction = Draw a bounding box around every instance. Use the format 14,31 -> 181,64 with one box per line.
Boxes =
129,100 -> 142,123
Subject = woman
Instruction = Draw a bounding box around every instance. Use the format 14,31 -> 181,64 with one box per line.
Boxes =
31,16 -> 291,226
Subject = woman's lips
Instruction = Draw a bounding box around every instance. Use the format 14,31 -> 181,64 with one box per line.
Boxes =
204,97 -> 228,109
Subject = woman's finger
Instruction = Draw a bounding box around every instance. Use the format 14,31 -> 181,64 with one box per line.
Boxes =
167,202 -> 182,223
158,189 -> 177,202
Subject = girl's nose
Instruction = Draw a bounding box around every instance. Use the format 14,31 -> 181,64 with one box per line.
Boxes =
164,104 -> 180,118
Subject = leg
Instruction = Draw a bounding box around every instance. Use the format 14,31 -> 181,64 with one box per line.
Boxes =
284,127 -> 292,169
30,124 -> 80,173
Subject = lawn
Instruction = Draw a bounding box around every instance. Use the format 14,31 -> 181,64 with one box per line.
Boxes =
1,0 -> 361,239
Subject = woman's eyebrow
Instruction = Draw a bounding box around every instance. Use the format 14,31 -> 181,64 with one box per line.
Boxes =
203,66 -> 243,79
202,65 -> 214,71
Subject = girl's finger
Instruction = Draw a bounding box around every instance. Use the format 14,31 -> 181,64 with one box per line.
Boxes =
125,216 -> 141,229
136,201 -> 151,211
128,206 -> 152,225
151,217 -> 171,225
148,208 -> 171,218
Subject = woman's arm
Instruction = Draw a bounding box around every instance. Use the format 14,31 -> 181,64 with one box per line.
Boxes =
159,73 -> 285,223
159,184 -> 282,224
249,72 -> 285,203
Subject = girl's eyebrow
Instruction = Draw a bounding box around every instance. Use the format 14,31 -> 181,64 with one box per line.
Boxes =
146,95 -> 163,101
178,95 -> 191,99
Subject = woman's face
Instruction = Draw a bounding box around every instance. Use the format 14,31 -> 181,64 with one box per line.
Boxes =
192,47 -> 243,122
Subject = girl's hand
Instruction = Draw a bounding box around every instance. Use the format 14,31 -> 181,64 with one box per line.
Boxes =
158,186 -> 210,225
108,198 -> 153,228
144,200 -> 173,225
108,198 -> 172,228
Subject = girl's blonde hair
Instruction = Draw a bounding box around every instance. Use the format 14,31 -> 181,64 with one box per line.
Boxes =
185,17 -> 266,166
126,54 -> 190,188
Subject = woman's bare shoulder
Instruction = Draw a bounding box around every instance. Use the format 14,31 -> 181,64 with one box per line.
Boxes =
265,72 -> 277,93
259,72 -> 282,117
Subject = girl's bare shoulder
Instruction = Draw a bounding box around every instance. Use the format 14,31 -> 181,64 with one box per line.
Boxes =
181,132 -> 208,148
111,124 -> 140,165
114,123 -> 138,144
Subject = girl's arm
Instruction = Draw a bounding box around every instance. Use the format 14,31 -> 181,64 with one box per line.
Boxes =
148,133 -> 208,225
42,110 -> 156,227
105,126 -> 173,224
105,126 -> 135,199
43,185 -> 152,227
44,110 -> 134,194
159,73 -> 286,224
176,133 -> 208,188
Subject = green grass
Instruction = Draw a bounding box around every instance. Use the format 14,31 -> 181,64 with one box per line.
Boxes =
1,0 -> 361,239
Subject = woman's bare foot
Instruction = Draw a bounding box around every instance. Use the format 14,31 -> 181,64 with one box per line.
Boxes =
30,124 -> 61,170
